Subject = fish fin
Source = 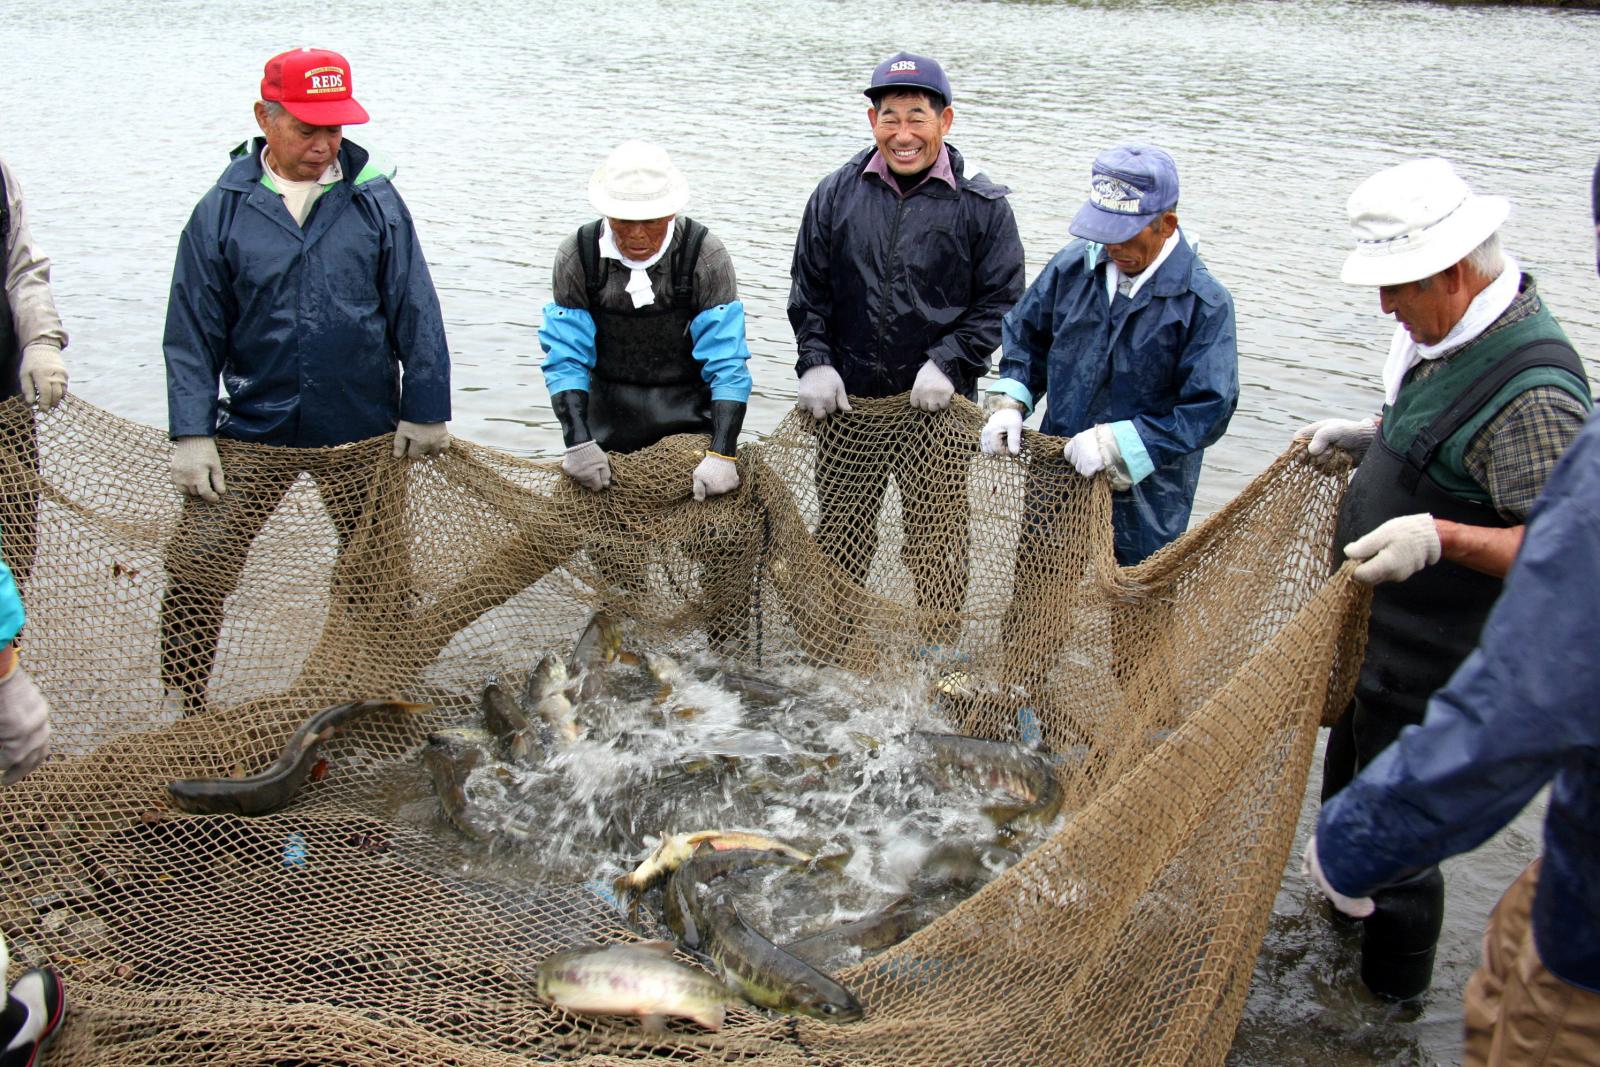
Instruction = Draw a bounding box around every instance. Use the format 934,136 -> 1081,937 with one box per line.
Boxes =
631,940 -> 677,956
687,1003 -> 725,1032
811,849 -> 852,872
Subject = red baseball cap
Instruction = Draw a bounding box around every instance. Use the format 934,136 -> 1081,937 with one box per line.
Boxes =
260,47 -> 370,126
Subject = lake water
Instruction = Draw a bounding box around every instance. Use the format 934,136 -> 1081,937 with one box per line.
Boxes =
8,0 -> 1598,1062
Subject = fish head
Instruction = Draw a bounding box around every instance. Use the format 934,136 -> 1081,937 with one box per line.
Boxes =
782,977 -> 865,1023
426,726 -> 495,756
526,652 -> 569,701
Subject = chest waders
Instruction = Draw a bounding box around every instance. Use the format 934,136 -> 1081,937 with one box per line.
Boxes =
1326,337 -> 1588,1001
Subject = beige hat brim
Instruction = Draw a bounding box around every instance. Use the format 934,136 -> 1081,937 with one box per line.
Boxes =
587,171 -> 689,221
1341,195 -> 1510,286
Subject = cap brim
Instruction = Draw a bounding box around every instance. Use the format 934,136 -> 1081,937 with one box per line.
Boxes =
1068,201 -> 1159,245
1340,196 -> 1510,286
281,98 -> 370,126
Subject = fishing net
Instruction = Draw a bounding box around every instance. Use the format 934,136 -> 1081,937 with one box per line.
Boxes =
0,394 -> 1368,1066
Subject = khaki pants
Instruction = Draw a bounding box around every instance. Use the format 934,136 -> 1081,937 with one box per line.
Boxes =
1463,858 -> 1600,1066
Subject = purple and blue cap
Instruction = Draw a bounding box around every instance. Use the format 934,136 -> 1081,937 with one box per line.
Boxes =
1069,145 -> 1180,245
864,51 -> 952,107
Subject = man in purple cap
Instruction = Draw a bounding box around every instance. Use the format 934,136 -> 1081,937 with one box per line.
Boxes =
789,51 -> 1023,648
159,47 -> 452,714
981,144 -> 1238,568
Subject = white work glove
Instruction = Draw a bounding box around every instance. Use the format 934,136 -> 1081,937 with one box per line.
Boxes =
1064,426 -> 1113,478
692,454 -> 740,501
562,440 -> 612,491
0,659 -> 51,785
796,365 -> 852,420
393,420 -> 449,459
909,359 -> 956,412
1343,513 -> 1440,585
1302,834 -> 1375,919
170,436 -> 226,502
17,343 -> 68,411
980,398 -> 1025,456
1295,417 -> 1378,470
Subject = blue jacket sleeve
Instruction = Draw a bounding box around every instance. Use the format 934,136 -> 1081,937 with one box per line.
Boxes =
538,303 -> 596,395
788,179 -> 837,376
690,302 -> 753,402
995,257 -> 1063,414
376,185 -> 451,425
1128,288 -> 1239,472
162,199 -> 235,439
925,197 -> 1026,387
1317,412 -> 1600,897
0,555 -> 23,646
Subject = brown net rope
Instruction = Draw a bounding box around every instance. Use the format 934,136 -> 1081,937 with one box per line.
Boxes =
0,394 -> 1368,1066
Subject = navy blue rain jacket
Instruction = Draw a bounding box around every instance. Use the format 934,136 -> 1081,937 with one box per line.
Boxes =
164,138 -> 450,446
788,145 -> 1024,398
1318,406 -> 1600,993
995,233 -> 1238,564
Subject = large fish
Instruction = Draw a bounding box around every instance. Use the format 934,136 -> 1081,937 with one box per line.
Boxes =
422,726 -> 514,843
537,940 -> 736,1033
667,852 -> 864,1023
480,678 -> 540,763
783,894 -> 934,971
661,847 -> 808,946
916,731 -> 1064,825
524,653 -> 578,743
572,611 -> 625,670
615,830 -> 813,901
167,698 -> 430,816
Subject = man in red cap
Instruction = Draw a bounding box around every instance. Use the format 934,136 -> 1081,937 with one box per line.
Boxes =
159,47 -> 451,714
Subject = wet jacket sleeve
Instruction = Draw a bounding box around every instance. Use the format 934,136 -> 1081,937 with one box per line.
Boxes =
925,197 -> 1025,388
538,304 -> 597,395
377,187 -> 451,425
163,197 -> 236,438
690,303 -> 753,402
1126,289 -> 1239,473
1316,412 -> 1600,898
788,179 -> 838,375
995,257 -> 1066,413
0,555 -> 23,646
1,158 -> 68,353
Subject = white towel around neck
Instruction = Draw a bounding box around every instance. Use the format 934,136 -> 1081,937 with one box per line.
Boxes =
598,218 -> 677,308
1380,256 -> 1521,406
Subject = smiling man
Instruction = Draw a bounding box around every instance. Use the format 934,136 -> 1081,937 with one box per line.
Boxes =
788,51 -> 1022,649
1296,157 -> 1591,1001
982,144 -> 1239,567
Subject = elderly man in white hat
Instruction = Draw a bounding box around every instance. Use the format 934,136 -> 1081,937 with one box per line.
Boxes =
538,140 -> 752,501
1297,157 -> 1592,1001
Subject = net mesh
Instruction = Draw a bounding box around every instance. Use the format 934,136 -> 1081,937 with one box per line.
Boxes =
0,395 -> 1367,1066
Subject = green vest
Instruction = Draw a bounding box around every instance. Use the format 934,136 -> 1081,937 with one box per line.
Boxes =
1379,303 -> 1591,505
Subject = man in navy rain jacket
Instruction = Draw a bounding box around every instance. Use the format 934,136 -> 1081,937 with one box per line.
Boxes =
160,48 -> 450,714
982,144 -> 1238,568
1308,402 -> 1600,1063
788,51 -> 1023,649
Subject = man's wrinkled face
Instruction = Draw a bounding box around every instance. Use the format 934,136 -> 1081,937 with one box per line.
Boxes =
608,215 -> 674,261
867,91 -> 953,176
1105,212 -> 1178,277
1379,275 -> 1455,346
255,103 -> 342,182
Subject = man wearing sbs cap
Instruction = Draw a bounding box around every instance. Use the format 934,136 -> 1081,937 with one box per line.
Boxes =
160,48 -> 451,715
538,140 -> 752,501
789,52 -> 1023,649
982,144 -> 1239,568
1300,158 -> 1591,1002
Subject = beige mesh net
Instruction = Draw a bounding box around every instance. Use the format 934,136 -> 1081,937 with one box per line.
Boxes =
0,394 -> 1368,1065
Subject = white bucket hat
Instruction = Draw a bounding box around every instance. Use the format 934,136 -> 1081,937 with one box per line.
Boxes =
587,140 -> 689,221
1340,158 -> 1510,286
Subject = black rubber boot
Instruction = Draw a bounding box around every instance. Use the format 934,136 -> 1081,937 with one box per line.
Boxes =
1359,867 -> 1445,1001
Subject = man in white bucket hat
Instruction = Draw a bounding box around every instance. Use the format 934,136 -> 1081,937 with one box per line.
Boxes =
538,140 -> 751,502
1298,157 -> 1592,1001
